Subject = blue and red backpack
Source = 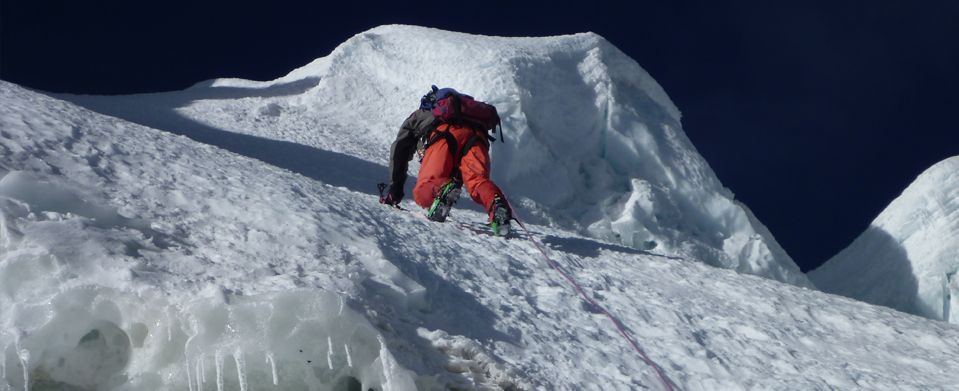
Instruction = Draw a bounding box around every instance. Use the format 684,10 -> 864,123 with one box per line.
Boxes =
423,85 -> 503,142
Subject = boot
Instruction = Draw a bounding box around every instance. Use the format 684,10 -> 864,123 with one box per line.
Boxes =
489,196 -> 511,236
426,180 -> 462,222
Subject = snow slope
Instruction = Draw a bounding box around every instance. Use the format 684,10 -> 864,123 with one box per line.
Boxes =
810,156 -> 959,323
64,25 -> 811,288
3,71 -> 959,390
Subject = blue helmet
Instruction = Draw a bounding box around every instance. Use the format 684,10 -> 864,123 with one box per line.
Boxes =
420,85 -> 467,110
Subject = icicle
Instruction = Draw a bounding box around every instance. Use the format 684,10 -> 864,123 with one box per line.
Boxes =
377,336 -> 393,391
195,356 -> 204,391
943,273 -> 951,321
945,271 -> 957,322
167,313 -> 174,342
200,354 -> 208,384
184,324 -> 198,391
234,348 -> 248,391
344,344 -> 353,368
186,355 -> 196,391
215,350 -> 225,391
326,336 -> 334,370
265,352 -> 278,386
17,345 -> 30,391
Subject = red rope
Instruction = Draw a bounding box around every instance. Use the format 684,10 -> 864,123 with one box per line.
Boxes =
511,217 -> 675,391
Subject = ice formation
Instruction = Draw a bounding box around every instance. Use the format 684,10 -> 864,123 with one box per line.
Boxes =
65,25 -> 811,287
810,156 -> 959,323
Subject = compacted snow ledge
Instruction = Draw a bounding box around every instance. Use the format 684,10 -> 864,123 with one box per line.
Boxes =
0,285 -> 414,390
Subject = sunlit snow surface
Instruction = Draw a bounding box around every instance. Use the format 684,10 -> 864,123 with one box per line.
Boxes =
2,26 -> 958,390
64,25 -> 810,288
811,156 -> 959,323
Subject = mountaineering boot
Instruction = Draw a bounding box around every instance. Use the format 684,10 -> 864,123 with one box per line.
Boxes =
489,196 -> 511,236
427,180 -> 462,222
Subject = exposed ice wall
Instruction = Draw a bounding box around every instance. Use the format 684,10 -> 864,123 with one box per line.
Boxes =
0,176 -> 416,391
66,25 -> 812,287
810,156 -> 959,322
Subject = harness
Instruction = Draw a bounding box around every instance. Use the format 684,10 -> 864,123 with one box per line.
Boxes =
422,122 -> 495,172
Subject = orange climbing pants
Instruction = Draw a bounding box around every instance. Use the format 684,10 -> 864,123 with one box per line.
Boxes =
413,124 -> 505,214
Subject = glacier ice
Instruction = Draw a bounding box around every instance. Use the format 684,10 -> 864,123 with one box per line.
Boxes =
811,156 -> 959,323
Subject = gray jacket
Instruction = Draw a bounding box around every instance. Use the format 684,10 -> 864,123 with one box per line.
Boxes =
388,109 -> 437,192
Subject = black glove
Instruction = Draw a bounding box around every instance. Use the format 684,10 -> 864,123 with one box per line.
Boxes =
378,183 -> 404,206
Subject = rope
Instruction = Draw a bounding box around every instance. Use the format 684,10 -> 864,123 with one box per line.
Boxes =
511,217 -> 676,391
376,184 -> 675,389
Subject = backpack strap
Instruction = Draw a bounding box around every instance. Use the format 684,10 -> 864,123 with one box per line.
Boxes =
459,131 -> 490,159
449,93 -> 462,117
425,124 -> 493,179
426,123 -> 461,163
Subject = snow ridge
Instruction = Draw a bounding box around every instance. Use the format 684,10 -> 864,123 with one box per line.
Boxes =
810,156 -> 959,323
64,24 -> 811,288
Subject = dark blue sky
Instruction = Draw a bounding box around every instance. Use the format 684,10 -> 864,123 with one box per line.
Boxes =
2,1 -> 957,271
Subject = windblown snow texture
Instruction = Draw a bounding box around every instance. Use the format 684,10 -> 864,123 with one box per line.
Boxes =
810,156 -> 959,323
65,25 -> 811,288
3,26 -> 958,390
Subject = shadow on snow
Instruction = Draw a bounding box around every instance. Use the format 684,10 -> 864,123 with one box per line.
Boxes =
810,225 -> 939,320
60,77 -> 390,197
542,234 -> 684,261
